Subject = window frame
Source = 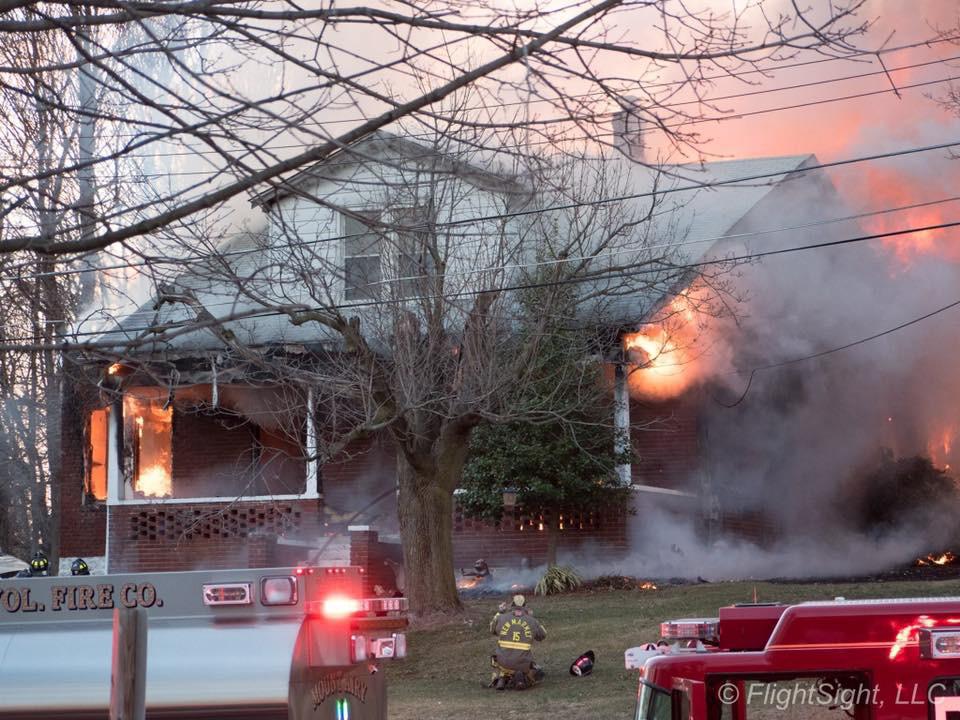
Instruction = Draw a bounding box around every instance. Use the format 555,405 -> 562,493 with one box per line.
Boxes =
635,679 -> 674,720
84,406 -> 111,504
342,209 -> 384,301
109,386 -> 319,506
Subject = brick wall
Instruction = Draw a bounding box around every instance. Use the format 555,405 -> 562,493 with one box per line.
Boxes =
451,502 -> 628,567
58,362 -> 107,559
349,527 -> 403,595
107,498 -> 323,573
171,411 -> 258,498
630,394 -> 702,491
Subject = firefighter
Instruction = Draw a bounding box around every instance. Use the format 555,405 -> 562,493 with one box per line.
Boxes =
71,558 -> 90,576
29,552 -> 49,577
489,594 -> 546,690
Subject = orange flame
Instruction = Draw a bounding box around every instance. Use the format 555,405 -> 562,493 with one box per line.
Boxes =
927,427 -> 956,470
916,551 -> 957,567
639,581 -> 658,591
856,166 -> 960,268
622,292 -> 716,401
137,465 -> 172,498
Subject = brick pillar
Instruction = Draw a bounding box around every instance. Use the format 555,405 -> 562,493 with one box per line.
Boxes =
349,525 -> 375,594
349,525 -> 401,596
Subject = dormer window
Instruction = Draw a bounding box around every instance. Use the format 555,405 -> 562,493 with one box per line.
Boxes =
343,210 -> 382,300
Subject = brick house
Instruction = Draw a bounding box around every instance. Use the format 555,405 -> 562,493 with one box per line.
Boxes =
56,127 -> 850,575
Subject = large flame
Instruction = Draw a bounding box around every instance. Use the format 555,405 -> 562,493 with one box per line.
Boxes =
125,391 -> 173,499
622,289 -> 728,401
137,465 -> 172,498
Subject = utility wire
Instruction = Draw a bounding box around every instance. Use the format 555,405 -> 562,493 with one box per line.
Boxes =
6,189 -> 960,288
4,49 -> 956,167
6,65 -> 959,184
2,215 -> 956,350
6,134 -> 960,272
714,297 -> 960,408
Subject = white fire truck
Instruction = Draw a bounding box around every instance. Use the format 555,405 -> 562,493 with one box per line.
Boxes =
626,596 -> 960,720
0,565 -> 407,719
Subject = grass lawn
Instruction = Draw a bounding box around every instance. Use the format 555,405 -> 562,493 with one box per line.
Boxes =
386,578 -> 960,720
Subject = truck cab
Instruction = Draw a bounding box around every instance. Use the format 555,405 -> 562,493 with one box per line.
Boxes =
0,565 -> 407,719
626,597 -> 960,720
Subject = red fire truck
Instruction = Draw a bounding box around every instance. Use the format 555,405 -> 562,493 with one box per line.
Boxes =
626,596 -> 960,720
0,565 -> 407,719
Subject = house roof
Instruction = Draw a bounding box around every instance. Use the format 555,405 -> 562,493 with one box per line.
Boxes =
85,147 -> 819,356
575,153 -> 817,327
248,131 -> 529,209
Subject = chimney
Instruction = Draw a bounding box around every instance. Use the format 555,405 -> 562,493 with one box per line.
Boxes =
612,96 -> 645,163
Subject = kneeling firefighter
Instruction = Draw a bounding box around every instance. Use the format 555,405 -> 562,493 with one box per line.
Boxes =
489,595 -> 546,690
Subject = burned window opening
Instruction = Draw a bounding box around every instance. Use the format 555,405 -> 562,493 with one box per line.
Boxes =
84,407 -> 110,503
123,389 -> 173,500
114,384 -> 307,502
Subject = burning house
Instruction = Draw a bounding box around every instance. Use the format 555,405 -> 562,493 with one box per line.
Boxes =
58,117 -> 915,578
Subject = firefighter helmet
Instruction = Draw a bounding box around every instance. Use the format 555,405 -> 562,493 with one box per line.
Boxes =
570,650 -> 595,676
474,559 -> 489,573
29,552 -> 49,575
71,558 -> 90,576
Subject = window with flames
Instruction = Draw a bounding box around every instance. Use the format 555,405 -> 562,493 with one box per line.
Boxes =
124,389 -> 174,499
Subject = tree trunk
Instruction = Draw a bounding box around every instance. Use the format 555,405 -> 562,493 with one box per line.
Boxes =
395,440 -> 467,616
544,514 -> 558,568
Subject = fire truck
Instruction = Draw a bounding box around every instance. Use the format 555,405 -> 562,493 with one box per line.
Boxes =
626,596 -> 960,720
0,565 -> 407,719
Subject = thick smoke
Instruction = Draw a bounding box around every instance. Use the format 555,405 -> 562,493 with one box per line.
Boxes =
602,0 -> 960,579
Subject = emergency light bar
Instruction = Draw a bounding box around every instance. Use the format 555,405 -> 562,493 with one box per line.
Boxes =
920,629 -> 960,658
660,618 -> 720,644
203,582 -> 253,606
305,596 -> 409,617
361,597 -> 409,613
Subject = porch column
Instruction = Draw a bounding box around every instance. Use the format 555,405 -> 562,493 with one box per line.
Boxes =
106,399 -> 122,573
305,387 -> 318,497
107,399 -> 122,504
614,363 -> 632,486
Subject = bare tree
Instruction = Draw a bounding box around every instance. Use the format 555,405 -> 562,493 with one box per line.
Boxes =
0,1 -> 869,600
0,1 -> 868,255
0,7 -> 157,565
134,109 -> 736,612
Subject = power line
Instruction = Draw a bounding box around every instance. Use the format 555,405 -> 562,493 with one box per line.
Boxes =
5,189 -> 959,301
4,135 -> 960,282
5,63 -> 959,187
3,32 -> 959,212
4,48 -> 956,167
2,215 -> 955,350
714,297 -> 960,408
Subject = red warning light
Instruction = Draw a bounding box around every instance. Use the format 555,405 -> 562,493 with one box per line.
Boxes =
321,595 -> 361,619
